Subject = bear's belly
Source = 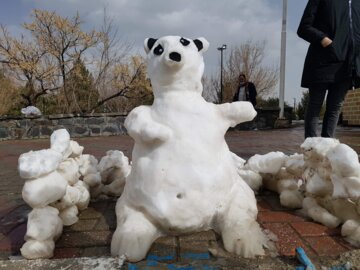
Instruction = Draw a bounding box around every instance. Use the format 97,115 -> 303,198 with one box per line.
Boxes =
125,146 -> 237,232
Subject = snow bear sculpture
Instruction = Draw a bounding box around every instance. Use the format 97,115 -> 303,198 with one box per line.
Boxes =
111,35 -> 268,261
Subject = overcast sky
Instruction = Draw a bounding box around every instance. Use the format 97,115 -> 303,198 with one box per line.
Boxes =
0,0 -> 309,105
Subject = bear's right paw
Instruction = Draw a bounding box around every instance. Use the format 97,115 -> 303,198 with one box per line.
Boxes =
141,123 -> 172,143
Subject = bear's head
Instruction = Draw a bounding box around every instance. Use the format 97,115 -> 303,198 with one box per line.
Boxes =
144,35 -> 209,95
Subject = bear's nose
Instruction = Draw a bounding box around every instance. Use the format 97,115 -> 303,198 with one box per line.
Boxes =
169,52 -> 181,62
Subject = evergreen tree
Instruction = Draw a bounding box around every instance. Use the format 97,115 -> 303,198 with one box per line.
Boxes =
67,59 -> 99,113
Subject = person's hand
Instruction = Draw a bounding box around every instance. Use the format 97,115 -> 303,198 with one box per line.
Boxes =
321,37 -> 332,47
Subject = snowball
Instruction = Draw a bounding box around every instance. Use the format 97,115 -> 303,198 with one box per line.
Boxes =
18,149 -> 63,179
262,174 -> 278,193
83,173 -> 102,188
279,190 -> 303,209
73,181 -> 90,210
25,207 -> 63,241
98,150 -> 131,185
276,168 -> 295,180
284,153 -> 305,176
59,205 -> 79,226
238,170 -> 262,192
302,197 -> 341,228
69,140 -> 84,158
330,198 -> 360,223
327,144 -> 360,177
51,185 -> 82,210
21,106 -> 41,116
342,220 -> 360,247
247,152 -> 286,174
90,183 -> 104,198
277,179 -> 299,192
77,154 -> 98,176
342,219 -> 360,237
20,240 -> 55,259
344,176 -> 360,199
50,129 -> 71,157
22,171 -> 68,208
304,169 -> 333,197
101,177 -> 126,196
331,174 -> 349,198
57,158 -> 80,186
301,137 -> 339,160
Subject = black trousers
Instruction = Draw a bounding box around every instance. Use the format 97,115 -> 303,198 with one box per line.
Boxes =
305,79 -> 351,138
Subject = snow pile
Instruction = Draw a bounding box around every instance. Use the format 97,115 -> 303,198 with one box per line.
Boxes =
21,106 -> 42,116
240,137 -> 360,247
19,129 -> 130,259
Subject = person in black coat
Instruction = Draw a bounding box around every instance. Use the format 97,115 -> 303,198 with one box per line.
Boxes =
298,0 -> 360,138
232,73 -> 257,107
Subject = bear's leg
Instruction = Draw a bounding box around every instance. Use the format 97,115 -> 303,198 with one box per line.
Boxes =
111,198 -> 162,262
216,183 -> 268,258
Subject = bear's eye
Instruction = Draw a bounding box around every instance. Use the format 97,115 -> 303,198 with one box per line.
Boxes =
153,44 -> 164,56
180,38 -> 190,46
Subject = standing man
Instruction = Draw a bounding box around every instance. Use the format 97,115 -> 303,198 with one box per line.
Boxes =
298,0 -> 360,138
233,73 -> 257,107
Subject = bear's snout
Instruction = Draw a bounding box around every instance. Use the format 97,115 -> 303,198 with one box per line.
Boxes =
169,52 -> 181,62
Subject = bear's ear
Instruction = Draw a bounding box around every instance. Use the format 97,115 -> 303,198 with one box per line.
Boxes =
144,38 -> 157,54
193,37 -> 209,54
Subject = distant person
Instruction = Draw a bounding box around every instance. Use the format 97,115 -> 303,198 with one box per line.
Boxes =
232,73 -> 257,107
297,0 -> 360,138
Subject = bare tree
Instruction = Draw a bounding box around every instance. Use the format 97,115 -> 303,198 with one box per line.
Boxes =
92,55 -> 153,113
204,40 -> 279,104
0,25 -> 59,106
23,9 -> 101,112
0,8 -> 153,115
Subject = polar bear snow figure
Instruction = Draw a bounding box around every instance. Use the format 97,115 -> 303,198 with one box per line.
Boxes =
111,36 -> 268,261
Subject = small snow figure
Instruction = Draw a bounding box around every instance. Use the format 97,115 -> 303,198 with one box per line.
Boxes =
21,106 -> 42,116
111,36 -> 270,262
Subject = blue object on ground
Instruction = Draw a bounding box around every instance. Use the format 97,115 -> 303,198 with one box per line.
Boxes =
295,247 -> 316,270
180,253 -> 211,260
146,254 -> 175,261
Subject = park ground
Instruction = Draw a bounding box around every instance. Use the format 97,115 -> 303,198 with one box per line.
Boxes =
0,123 -> 360,269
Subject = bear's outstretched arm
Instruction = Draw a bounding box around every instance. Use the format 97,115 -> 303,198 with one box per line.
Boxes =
125,106 -> 172,143
218,101 -> 257,127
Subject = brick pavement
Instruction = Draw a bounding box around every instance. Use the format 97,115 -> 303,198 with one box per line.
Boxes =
0,124 -> 360,269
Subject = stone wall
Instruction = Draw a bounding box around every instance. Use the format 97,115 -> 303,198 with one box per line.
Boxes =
343,88 -> 360,126
0,113 -> 127,141
0,107 -> 292,141
235,107 -> 293,130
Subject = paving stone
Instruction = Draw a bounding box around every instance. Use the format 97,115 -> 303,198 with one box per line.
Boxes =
256,198 -> 273,212
291,222 -> 341,237
53,247 -> 83,259
262,223 -> 315,257
81,246 -> 110,257
64,219 -> 98,232
78,208 -> 103,220
258,211 -> 307,223
147,236 -> 177,263
179,230 -> 217,242
93,215 -> 116,231
0,199 -> 20,218
56,231 -> 112,248
304,236 -> 349,256
179,241 -> 211,260
332,236 -> 356,251
0,223 -> 26,252
0,205 -> 30,235
261,194 -> 291,211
